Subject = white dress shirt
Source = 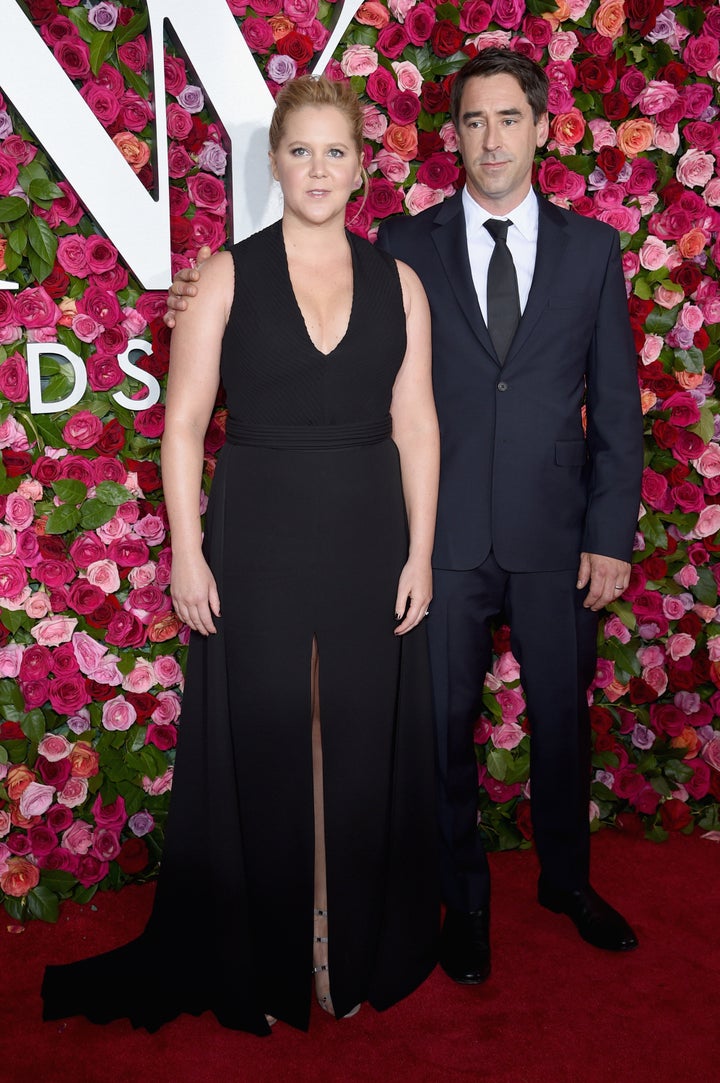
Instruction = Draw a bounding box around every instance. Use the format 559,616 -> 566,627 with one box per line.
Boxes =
462,187 -> 539,325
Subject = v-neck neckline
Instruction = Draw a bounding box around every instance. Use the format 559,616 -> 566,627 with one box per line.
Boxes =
279,223 -> 357,359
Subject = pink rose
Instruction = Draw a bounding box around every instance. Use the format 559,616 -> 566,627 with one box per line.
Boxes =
493,651 -> 522,684
391,60 -> 423,95
691,505 -> 720,539
92,793 -> 127,830
142,767 -> 174,795
604,615 -> 632,643
0,643 -> 24,678
62,820 -> 94,855
71,631 -> 109,675
102,696 -> 137,732
62,411 -> 104,450
5,492 -> 34,530
495,691 -> 526,726
86,559 -> 121,595
639,235 -> 669,271
701,733 -> 720,771
340,45 -> 378,77
37,734 -> 72,762
375,149 -> 409,184
153,655 -> 183,688
0,353 -> 29,403
0,556 -> 28,601
676,148 -> 715,190
14,286 -> 60,329
122,659 -> 156,694
49,674 -> 91,714
92,827 -> 121,862
31,615 -> 77,647
694,445 -> 720,478
19,781 -> 55,818
151,690 -> 182,724
404,183 -> 445,216
683,35 -> 719,78
666,633 -> 695,661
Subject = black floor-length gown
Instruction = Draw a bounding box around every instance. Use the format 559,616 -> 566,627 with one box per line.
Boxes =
42,221 -> 439,1035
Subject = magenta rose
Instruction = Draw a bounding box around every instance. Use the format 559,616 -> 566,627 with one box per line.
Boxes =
145,722 -> 178,751
14,286 -> 60,329
376,24 -> 411,59
134,404 -> 165,438
166,103 -> 193,141
92,827 -> 121,862
106,610 -> 147,648
62,411 -> 104,450
0,556 -> 28,601
0,353 -> 29,403
53,37 -> 91,80
46,804 -> 74,833
187,173 -> 227,214
386,90 -> 421,127
683,35 -> 719,78
163,53 -> 187,96
86,353 -> 123,392
80,82 -> 120,127
118,36 -> 148,73
92,792 -> 127,831
28,826 -> 59,859
107,536 -> 150,567
37,756 -> 72,790
241,17 -> 274,53
417,153 -> 460,190
366,177 -> 404,219
79,285 -> 122,329
19,644 -> 52,681
48,674 -> 91,714
75,854 -> 109,887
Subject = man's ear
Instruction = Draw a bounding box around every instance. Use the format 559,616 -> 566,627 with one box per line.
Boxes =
536,112 -> 550,149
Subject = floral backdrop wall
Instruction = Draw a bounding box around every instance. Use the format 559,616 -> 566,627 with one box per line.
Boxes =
0,0 -> 719,922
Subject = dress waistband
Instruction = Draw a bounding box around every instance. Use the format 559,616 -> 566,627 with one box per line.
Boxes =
225,416 -> 393,450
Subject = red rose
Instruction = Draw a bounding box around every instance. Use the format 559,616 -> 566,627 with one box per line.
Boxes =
657,62 -> 689,87
652,420 -> 679,449
37,757 -> 71,789
659,798 -> 692,832
86,596 -> 122,631
366,177 -> 404,219
134,404 -> 165,439
106,610 -> 147,648
694,328 -> 710,351
416,130 -> 444,161
107,537 -> 150,567
149,317 -> 172,363
576,57 -> 614,94
420,81 -> 450,115
417,153 -> 460,190
643,556 -> 667,580
0,720 -> 25,740
127,459 -> 161,493
597,147 -> 626,182
276,31 -> 314,66
48,675 -> 91,714
386,90 -> 421,127
376,24 -> 410,59
431,20 -> 464,59
43,263 -> 70,299
32,455 -> 62,484
146,722 -> 177,750
2,450 -> 33,477
625,0 -> 664,36
116,838 -> 149,874
669,261 -> 702,296
86,680 -> 117,702
602,92 -> 631,121
667,658 -> 696,692
67,580 -> 107,616
124,691 -> 158,724
96,419 -> 126,457
589,706 -> 613,734
515,800 -> 533,840
627,678 -> 658,704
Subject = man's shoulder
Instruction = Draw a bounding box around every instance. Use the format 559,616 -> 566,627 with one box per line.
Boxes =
541,197 -> 618,249
378,194 -> 458,252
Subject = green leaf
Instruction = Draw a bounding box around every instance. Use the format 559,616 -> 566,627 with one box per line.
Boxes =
525,0 -> 560,13
0,196 -> 29,223
633,278 -> 653,301
27,178 -> 64,204
20,709 -> 46,744
68,6 -> 92,42
27,215 -> 58,266
639,512 -> 668,549
645,306 -> 680,335
559,154 -> 595,178
486,747 -> 510,781
0,678 -> 23,708
436,2 -> 460,22
674,347 -> 704,375
44,504 -> 82,535
7,226 -> 27,255
115,9 -> 149,46
72,883 -> 99,905
95,480 -> 131,506
602,637 -> 641,680
39,869 -> 77,895
692,566 -> 718,607
690,406 -> 715,446
28,247 -> 53,286
665,759 -> 695,784
2,895 -> 26,922
117,59 -> 151,100
1,609 -> 26,636
80,499 -> 117,529
89,29 -> 115,76
2,245 -> 22,274
27,885 -> 60,923
52,478 -> 88,505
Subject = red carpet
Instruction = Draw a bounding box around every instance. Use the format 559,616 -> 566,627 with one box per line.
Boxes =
4,830 -> 718,1083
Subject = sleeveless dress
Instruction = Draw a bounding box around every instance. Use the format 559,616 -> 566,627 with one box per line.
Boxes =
42,220 -> 439,1035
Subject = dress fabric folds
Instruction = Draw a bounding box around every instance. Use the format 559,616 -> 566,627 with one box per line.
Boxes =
42,221 -> 439,1035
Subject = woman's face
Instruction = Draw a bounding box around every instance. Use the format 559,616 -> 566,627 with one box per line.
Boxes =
269,104 -> 362,228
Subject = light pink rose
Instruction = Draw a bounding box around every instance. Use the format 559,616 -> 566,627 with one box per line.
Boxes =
57,776 -> 89,808
0,814 -> 11,841
0,643 -> 24,677
642,665 -> 668,696
142,767 -> 174,795
664,592 -> 691,619
597,205 -> 641,234
654,125 -> 680,155
86,559 -> 121,594
122,659 -> 156,694
363,105 -> 389,142
19,781 -> 55,818
375,148 -> 409,183
677,303 -> 704,334
677,148 -> 715,189
491,720 -> 526,749
633,80 -> 680,115
128,562 -> 156,588
71,312 -> 102,343
91,658 -> 123,686
388,0 -> 416,20
692,505 -> 720,539
639,235 -> 669,271
493,651 -> 521,684
31,616 -> 77,647
92,827 -> 121,862
340,45 -> 378,77
102,696 -> 137,731
72,631 -> 111,675
654,284 -> 683,310
391,60 -> 422,95
707,636 -> 720,662
37,734 -> 72,762
0,525 -> 14,557
694,445 -> 720,479
640,334 -> 664,365
0,416 -> 29,451
548,30 -> 578,61
666,633 -> 695,661
133,515 -> 165,546
705,178 -> 720,207
4,492 -> 34,531
637,645 -> 665,668
96,516 -> 131,545
153,656 -> 183,688
62,820 -> 93,854
405,182 -> 444,216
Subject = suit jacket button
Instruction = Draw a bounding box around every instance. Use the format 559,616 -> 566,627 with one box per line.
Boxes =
497,381 -> 508,392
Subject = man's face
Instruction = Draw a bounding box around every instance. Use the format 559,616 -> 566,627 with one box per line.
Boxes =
455,73 -> 549,216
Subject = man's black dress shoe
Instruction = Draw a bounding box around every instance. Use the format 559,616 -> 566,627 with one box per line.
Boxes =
538,882 -> 639,952
439,907 -> 491,983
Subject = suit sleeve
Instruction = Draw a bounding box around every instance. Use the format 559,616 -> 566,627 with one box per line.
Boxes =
582,233 -> 643,562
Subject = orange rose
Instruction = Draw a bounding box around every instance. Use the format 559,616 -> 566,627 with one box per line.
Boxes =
640,389 -> 658,415
678,228 -> 707,259
383,123 -> 419,162
0,857 -> 40,898
10,805 -> 37,829
58,297 -> 77,328
604,678 -> 629,702
69,741 -> 100,779
269,15 -> 294,41
670,727 -> 700,756
675,371 -> 704,390
593,0 -> 626,39
356,1 -> 390,28
147,610 -> 184,643
616,118 -> 654,158
551,108 -> 586,147
543,0 -> 570,30
5,764 -> 35,802
112,131 -> 150,174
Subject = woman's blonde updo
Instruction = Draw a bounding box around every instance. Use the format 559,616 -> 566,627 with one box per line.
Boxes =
268,75 -> 365,159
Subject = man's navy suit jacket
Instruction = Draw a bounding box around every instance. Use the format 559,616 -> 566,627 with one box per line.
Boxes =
378,191 -> 643,574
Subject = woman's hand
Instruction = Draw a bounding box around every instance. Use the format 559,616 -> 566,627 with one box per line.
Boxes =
164,245 -> 212,329
171,552 -> 221,636
394,558 -> 432,636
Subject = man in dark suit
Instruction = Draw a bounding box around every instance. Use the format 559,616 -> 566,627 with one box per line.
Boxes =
376,48 -> 643,983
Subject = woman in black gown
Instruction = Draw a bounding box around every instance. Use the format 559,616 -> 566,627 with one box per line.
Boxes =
42,76 -> 440,1035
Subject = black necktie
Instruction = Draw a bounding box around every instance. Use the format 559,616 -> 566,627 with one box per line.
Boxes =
484,218 -> 521,364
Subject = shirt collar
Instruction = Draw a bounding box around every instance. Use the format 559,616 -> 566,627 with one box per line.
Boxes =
462,186 -> 538,241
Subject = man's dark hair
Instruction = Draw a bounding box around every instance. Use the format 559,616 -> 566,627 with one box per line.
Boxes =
450,48 -> 549,127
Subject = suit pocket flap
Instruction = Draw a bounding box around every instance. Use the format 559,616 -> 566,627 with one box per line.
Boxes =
555,440 -> 587,467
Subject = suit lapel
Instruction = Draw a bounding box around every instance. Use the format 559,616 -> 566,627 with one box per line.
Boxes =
431,193 -> 497,363
505,196 -> 569,364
